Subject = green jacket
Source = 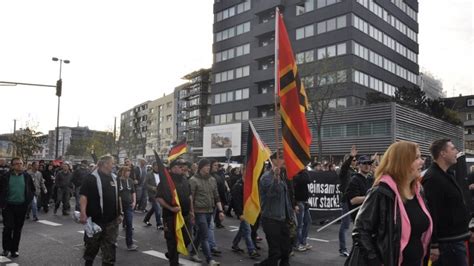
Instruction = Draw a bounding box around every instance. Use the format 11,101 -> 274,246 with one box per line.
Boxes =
189,173 -> 220,213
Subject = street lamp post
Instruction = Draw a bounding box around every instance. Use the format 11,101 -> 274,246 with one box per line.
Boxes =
52,57 -> 70,159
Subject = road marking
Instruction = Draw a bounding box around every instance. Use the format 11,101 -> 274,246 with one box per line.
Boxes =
307,237 -> 329,243
142,250 -> 201,266
228,226 -> 239,232
78,230 -> 84,234
6,263 -> 19,266
117,235 -> 138,242
37,233 -> 64,244
38,220 -> 62,226
0,256 -> 11,263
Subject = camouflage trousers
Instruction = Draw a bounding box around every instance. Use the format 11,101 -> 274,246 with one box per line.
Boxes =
83,219 -> 119,265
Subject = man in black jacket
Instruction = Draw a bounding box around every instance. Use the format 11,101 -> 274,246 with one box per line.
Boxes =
0,157 -> 35,258
71,160 -> 89,211
80,155 -> 122,266
293,170 -> 312,252
230,176 -> 260,258
345,155 -> 374,221
156,159 -> 195,265
422,139 -> 471,266
337,145 -> 358,257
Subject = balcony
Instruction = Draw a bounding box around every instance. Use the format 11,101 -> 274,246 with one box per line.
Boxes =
252,0 -> 283,14
251,67 -> 275,83
464,120 -> 474,127
253,18 -> 275,37
252,43 -> 274,60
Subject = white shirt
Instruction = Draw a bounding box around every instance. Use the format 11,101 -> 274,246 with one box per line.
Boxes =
153,172 -> 160,186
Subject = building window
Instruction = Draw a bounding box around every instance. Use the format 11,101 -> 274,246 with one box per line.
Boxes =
235,112 -> 242,121
216,0 -> 251,22
353,14 -> 417,63
317,15 -> 346,34
296,24 -> 314,40
215,66 -> 249,84
296,50 -> 314,64
356,0 -> 417,42
353,69 -> 396,96
353,41 -> 417,85
214,88 -> 249,104
242,111 -> 249,120
216,21 -> 251,42
296,0 -> 314,15
317,0 -> 341,9
468,99 -> 474,107
467,113 -> 473,121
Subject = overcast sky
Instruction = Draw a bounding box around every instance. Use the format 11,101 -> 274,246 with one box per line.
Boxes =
0,0 -> 472,135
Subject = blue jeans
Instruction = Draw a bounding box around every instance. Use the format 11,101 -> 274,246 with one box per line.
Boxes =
208,209 -> 217,249
31,196 -> 38,218
296,202 -> 312,246
123,205 -> 134,247
338,201 -> 350,251
232,219 -> 255,254
193,213 -> 213,263
144,198 -> 162,226
434,241 -> 468,266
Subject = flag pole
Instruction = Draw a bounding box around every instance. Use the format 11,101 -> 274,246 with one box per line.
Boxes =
182,217 -> 200,257
273,7 -> 281,163
316,206 -> 361,232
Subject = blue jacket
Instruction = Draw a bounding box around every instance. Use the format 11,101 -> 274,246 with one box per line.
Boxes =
259,169 -> 293,221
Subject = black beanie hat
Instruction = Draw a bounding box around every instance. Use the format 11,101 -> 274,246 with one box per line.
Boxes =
197,159 -> 210,172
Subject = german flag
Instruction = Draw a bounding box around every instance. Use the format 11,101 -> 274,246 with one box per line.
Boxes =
243,121 -> 271,225
277,9 -> 312,180
153,150 -> 188,256
168,139 -> 187,162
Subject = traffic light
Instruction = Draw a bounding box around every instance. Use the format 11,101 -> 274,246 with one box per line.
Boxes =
56,79 -> 62,97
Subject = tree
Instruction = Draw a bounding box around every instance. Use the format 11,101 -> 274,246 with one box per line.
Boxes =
66,132 -> 114,158
118,119 -> 147,159
394,85 -> 427,112
11,127 -> 45,163
300,55 -> 346,160
366,86 -> 462,126
427,98 -> 462,126
366,91 -> 393,104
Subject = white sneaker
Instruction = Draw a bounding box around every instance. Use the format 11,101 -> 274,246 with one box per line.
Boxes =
127,244 -> 138,251
208,259 -> 220,266
304,243 -> 312,250
296,245 -> 307,252
190,254 -> 202,262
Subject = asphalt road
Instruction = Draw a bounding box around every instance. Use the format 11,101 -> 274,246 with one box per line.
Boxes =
0,202 -> 351,266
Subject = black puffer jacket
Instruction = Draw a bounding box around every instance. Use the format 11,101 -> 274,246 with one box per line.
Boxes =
349,182 -> 401,266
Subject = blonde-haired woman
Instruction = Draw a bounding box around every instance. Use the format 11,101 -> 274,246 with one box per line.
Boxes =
346,141 -> 433,266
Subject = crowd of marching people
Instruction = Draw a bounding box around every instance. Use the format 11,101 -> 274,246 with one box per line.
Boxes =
1,138 -> 474,265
